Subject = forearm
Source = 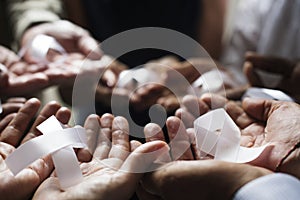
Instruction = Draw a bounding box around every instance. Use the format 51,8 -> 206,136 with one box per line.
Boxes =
7,0 -> 64,45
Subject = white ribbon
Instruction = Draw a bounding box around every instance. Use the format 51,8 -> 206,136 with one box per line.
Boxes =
6,116 -> 87,189
117,68 -> 162,90
194,109 -> 268,163
243,87 -> 294,102
189,70 -> 223,96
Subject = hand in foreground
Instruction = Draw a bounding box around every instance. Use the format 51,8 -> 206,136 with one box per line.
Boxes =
244,52 -> 300,101
33,114 -> 169,200
140,160 -> 271,200
177,93 -> 300,177
0,98 -> 71,200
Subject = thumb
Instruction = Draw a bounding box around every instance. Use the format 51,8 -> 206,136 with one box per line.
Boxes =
78,35 -> 102,60
120,141 -> 170,175
245,52 -> 295,76
243,61 -> 263,87
242,98 -> 275,121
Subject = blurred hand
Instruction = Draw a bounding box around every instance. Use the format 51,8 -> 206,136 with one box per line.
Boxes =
33,115 -> 169,200
244,52 -> 300,101
0,98 -> 71,200
140,160 -> 271,200
22,20 -> 102,61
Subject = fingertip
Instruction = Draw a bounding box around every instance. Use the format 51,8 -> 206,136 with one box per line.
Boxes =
130,140 -> 142,151
144,123 -> 162,138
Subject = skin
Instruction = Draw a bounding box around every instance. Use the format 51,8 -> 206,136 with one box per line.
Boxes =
33,115 -> 169,200
140,160 -> 272,200
21,20 -> 102,61
243,52 -> 300,102
139,108 -> 272,200
0,98 -> 71,200
176,93 -> 300,177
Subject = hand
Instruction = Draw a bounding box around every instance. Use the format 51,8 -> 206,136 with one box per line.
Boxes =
0,98 -> 71,199
0,97 -> 26,120
0,46 -> 51,97
22,20 -> 102,61
33,114 -> 169,200
140,160 -> 271,200
136,114 -> 197,199
181,93 -> 300,177
0,66 -> 50,97
244,52 -> 300,101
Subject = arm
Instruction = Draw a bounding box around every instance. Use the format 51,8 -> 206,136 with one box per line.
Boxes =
7,0 -> 63,45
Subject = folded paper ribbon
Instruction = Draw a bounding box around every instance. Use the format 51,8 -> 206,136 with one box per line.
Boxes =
242,87 -> 294,102
194,109 -> 268,163
117,68 -> 162,90
5,116 -> 87,189
189,70 -> 223,96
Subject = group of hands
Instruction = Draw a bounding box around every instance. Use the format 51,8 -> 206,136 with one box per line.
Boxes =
1,20 -> 300,112
1,19 -> 300,199
1,92 -> 300,200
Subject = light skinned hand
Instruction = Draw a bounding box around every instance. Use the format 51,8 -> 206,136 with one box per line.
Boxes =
22,20 -> 102,61
33,114 -> 169,200
0,98 -> 71,200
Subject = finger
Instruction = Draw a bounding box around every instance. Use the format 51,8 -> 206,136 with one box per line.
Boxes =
0,113 -> 16,133
78,114 -> 100,162
55,107 -> 71,124
0,142 -> 15,159
182,95 -> 210,118
101,69 -> 118,88
200,93 -> 228,109
108,116 -> 130,161
93,113 -> 114,159
21,101 -> 61,144
243,61 -> 263,87
166,117 -> 194,160
187,128 -> 200,160
5,73 -> 49,96
225,101 -> 254,129
0,102 -> 24,117
144,123 -> 166,142
242,98 -> 274,122
0,98 -> 40,146
175,108 -> 196,128
6,97 -> 27,103
130,140 -> 142,152
245,52 -> 295,76
78,35 -> 102,60
120,140 -> 169,176
157,95 -> 180,113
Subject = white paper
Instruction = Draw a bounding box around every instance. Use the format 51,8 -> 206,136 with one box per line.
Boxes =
194,109 -> 268,163
37,116 -> 84,189
117,68 -> 162,90
5,116 -> 87,189
189,70 -> 223,96
5,127 -> 86,175
243,87 -> 294,102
